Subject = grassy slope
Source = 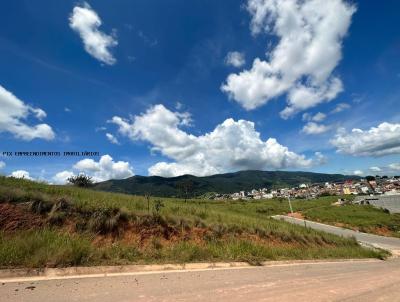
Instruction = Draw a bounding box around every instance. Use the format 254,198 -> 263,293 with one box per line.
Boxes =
303,205 -> 400,237
0,177 -> 387,268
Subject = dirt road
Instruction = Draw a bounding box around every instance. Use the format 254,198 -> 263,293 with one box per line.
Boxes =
272,215 -> 400,255
2,259 -> 400,302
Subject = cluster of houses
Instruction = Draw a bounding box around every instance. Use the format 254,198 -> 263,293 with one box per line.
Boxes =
212,176 -> 400,201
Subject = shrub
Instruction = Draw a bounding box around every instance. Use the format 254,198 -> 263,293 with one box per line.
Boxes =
67,174 -> 93,187
28,199 -> 53,214
154,199 -> 165,214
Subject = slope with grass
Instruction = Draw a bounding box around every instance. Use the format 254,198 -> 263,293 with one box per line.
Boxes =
248,196 -> 400,238
302,204 -> 400,238
0,177 -> 386,268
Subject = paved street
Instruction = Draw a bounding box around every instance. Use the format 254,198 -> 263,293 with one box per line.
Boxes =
273,215 -> 400,255
1,259 -> 400,302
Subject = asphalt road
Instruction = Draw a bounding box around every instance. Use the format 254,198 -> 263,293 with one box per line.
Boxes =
273,215 -> 400,255
2,259 -> 400,302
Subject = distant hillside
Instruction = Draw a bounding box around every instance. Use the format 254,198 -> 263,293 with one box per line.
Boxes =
93,170 -> 359,197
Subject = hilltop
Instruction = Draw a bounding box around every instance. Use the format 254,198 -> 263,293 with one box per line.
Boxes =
93,170 -> 359,197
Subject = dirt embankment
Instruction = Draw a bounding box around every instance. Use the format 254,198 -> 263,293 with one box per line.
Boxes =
0,202 -> 336,250
0,203 -> 44,232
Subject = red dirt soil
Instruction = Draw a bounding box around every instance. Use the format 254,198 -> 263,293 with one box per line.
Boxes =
287,212 -> 304,219
0,203 -> 44,232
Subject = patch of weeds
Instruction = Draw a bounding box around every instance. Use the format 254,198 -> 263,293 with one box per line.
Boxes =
87,208 -> 129,234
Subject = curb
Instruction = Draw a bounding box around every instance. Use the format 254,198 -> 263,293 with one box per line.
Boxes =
0,259 -> 381,282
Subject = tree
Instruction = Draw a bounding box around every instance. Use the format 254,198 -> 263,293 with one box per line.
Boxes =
365,175 -> 376,182
177,180 -> 194,202
67,174 -> 93,187
145,193 -> 151,214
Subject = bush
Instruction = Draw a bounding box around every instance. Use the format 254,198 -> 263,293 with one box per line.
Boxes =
67,174 -> 93,187
28,199 -> 53,214
154,199 -> 165,214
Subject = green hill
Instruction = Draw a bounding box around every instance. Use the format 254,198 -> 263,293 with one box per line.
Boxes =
93,170 -> 359,197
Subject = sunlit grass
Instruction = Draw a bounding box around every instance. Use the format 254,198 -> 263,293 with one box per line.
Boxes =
0,177 -> 390,267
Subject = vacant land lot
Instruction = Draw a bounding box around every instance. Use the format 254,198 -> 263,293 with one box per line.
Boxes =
224,195 -> 400,238
303,204 -> 400,237
0,177 -> 387,268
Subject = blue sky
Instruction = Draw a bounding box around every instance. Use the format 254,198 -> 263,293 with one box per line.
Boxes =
1,0 -> 400,182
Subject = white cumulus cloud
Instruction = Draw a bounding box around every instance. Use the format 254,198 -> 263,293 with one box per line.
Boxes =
302,112 -> 323,122
106,133 -> 120,145
9,170 -> 33,180
72,154 -> 134,182
311,112 -> 326,122
0,84 -> 55,141
69,2 -> 118,65
221,0 -> 355,118
388,163 -> 400,171
331,122 -> 400,157
109,104 -> 323,177
302,122 -> 330,135
369,166 -> 382,172
52,170 -> 75,184
225,51 -> 246,68
0,161 -> 5,170
353,170 -> 364,176
331,102 -> 351,114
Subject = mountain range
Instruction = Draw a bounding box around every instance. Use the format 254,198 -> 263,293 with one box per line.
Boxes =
93,170 -> 359,198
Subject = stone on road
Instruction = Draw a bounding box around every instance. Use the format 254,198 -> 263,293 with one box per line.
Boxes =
273,215 -> 400,255
1,259 -> 400,302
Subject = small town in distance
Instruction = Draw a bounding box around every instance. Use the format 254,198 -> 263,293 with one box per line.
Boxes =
213,175 -> 400,202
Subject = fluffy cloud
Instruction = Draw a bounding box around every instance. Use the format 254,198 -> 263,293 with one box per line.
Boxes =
0,85 -> 55,141
106,133 -> 120,145
72,154 -> 134,182
109,104 -> 323,177
52,170 -> 75,184
331,122 -> 400,157
221,0 -> 355,117
52,155 -> 133,184
353,170 -> 364,176
331,102 -> 351,114
369,166 -> 382,172
310,112 -> 326,122
314,152 -> 327,165
0,161 -> 5,170
9,170 -> 33,180
364,163 -> 400,176
301,112 -> 329,134
302,122 -> 330,135
388,163 -> 400,171
69,2 -> 117,65
225,51 -> 246,67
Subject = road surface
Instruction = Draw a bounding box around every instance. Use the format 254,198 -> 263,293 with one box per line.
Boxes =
273,215 -> 400,255
1,259 -> 400,301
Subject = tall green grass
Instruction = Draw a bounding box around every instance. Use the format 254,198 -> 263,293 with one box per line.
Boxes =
0,230 -> 92,268
0,177 -> 390,267
0,230 -> 386,268
304,205 -> 400,237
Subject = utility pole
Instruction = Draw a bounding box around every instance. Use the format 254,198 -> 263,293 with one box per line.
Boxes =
287,195 -> 293,214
